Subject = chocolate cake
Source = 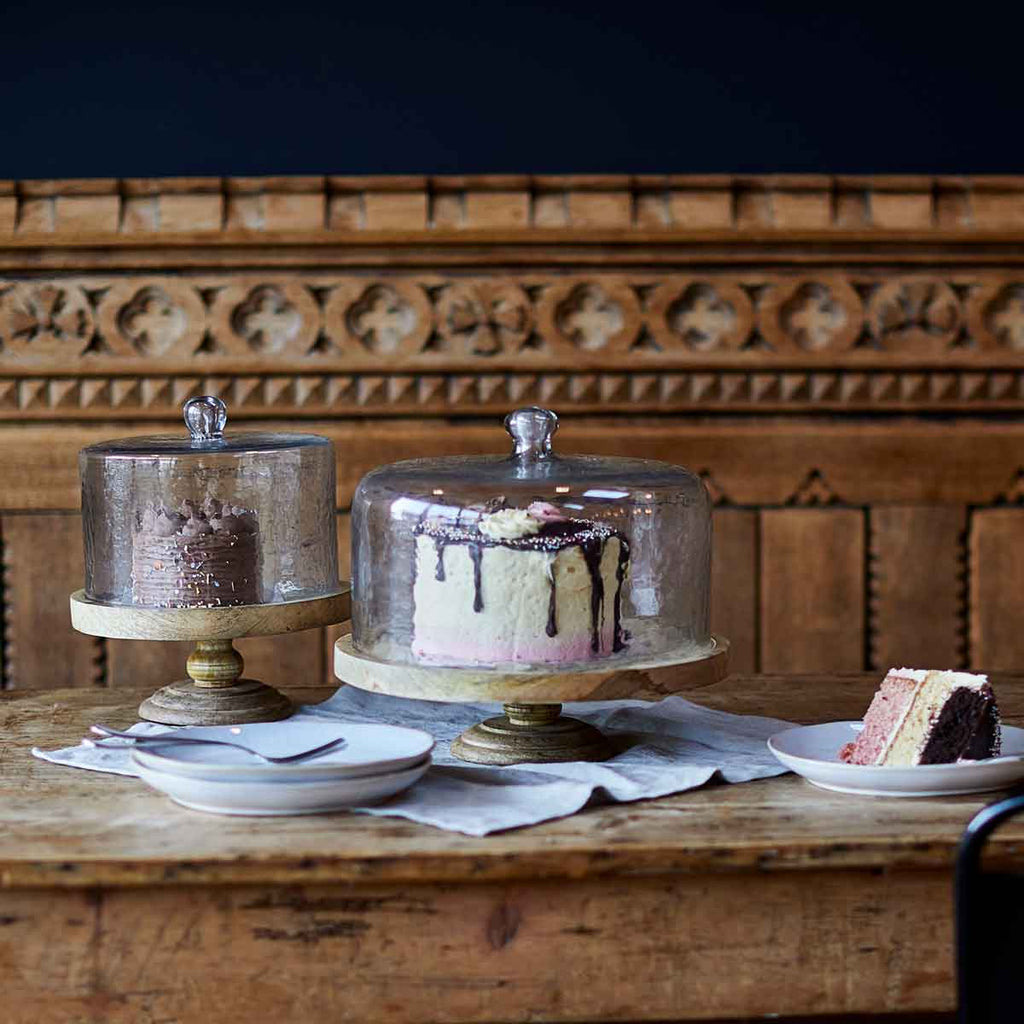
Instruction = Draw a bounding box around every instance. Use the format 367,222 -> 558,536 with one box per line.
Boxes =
411,501 -> 629,664
839,668 -> 1001,766
131,497 -> 262,608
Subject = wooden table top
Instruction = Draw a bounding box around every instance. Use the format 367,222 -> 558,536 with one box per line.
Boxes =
4,674 -> 1024,891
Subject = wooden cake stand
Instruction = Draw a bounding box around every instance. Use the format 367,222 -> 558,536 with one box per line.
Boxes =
334,634 -> 729,764
70,588 -> 351,726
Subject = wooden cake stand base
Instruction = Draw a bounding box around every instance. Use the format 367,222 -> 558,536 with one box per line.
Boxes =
71,589 -> 351,726
137,640 -> 294,726
334,634 -> 730,765
450,702 -> 612,764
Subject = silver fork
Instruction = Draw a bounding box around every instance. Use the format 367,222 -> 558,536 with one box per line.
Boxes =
86,724 -> 348,764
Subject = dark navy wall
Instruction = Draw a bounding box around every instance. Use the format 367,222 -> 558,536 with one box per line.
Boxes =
3,0 -> 1022,178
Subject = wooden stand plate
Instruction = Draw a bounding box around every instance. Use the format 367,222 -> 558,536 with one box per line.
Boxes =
334,634 -> 729,765
70,587 -> 351,726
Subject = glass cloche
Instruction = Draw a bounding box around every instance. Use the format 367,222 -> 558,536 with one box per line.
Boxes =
351,406 -> 712,670
80,396 -> 340,609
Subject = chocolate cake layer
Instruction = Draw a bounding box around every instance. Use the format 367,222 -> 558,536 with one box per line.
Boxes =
919,685 -> 1001,763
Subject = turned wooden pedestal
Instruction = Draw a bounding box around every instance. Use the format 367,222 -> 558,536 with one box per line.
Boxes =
70,588 -> 351,725
334,633 -> 730,764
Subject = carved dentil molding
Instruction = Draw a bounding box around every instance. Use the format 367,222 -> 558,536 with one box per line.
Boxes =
5,175 -> 1024,238
3,272 -> 1024,415
4,370 -> 1024,418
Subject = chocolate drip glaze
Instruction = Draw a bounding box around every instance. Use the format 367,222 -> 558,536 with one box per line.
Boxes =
578,535 -> 605,652
919,685 -> 1001,764
416,515 -> 629,653
468,543 -> 484,613
545,556 -> 558,638
418,517 -> 620,554
612,539 -> 630,652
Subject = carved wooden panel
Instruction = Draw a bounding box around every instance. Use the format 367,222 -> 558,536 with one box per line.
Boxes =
3,174 -> 1024,687
970,509 -> 1024,672
107,639 -> 192,692
8,420 -> 1024,515
759,510 -> 866,674
5,174 -> 1024,241
109,632 -> 325,691
4,271 -> 1024,420
710,510 -> 757,675
235,631 -> 325,694
1,514 -> 99,690
869,507 -> 966,671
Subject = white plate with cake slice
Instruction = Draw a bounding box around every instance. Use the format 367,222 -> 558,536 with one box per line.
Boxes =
768,722 -> 1024,797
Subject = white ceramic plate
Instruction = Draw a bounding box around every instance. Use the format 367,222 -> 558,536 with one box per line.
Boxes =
130,720 -> 434,782
134,758 -> 430,816
768,722 -> 1024,797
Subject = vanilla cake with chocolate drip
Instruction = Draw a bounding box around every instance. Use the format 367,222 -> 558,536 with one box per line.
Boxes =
839,668 -> 1001,766
411,501 -> 629,665
131,497 -> 262,608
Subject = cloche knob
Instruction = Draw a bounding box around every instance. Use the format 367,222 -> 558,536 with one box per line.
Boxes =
184,396 -> 227,443
505,406 -> 558,460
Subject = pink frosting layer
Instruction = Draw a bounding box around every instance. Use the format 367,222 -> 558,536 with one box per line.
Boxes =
839,673 -> 918,765
413,634 -> 599,666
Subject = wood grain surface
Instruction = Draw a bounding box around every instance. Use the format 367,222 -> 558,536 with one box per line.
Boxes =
3,674 -> 1023,889
3,515 -> 100,689
333,634 -> 729,703
870,506 -> 966,670
710,508 -> 757,674
970,508 -> 1024,671
5,419 -> 1024,513
0,673 -> 1004,1023
69,588 -> 351,641
760,509 -> 866,673
0,871 -> 953,1024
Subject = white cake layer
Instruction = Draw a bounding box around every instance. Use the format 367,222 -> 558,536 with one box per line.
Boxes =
883,669 -> 991,765
412,535 -> 622,664
882,671 -> 959,766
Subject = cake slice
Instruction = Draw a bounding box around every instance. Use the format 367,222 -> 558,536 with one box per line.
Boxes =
839,668 -> 1001,766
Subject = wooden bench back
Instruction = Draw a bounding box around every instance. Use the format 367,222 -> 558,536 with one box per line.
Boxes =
3,174 -> 1024,690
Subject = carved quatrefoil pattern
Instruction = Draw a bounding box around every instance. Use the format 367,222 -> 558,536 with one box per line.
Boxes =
2,274 -> 1024,373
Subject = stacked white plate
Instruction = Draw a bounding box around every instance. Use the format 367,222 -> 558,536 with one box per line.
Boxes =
131,720 -> 434,815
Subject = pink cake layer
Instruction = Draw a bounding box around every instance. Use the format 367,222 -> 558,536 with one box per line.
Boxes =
839,672 -> 918,765
412,633 -> 601,666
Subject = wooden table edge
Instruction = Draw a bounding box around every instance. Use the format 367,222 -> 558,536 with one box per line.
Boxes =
0,839 -> 975,892
6,676 -> 1024,892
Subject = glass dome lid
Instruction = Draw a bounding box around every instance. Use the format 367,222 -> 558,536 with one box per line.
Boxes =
83,394 -> 332,457
359,407 -> 704,506
80,396 -> 340,609
351,407 -> 713,670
